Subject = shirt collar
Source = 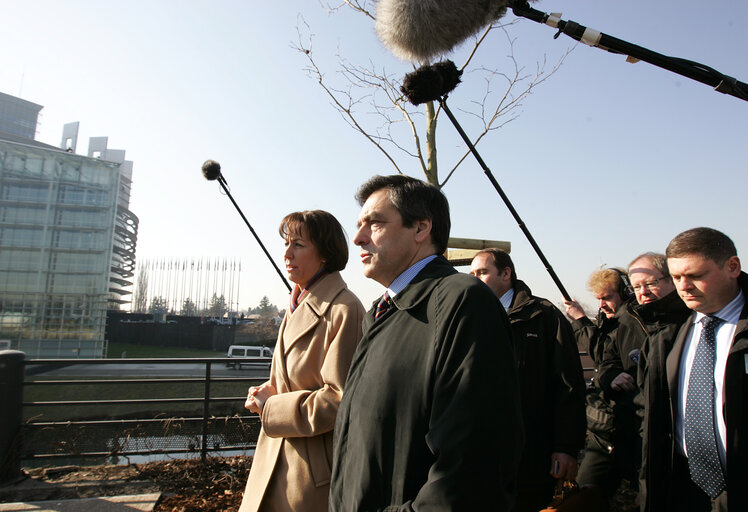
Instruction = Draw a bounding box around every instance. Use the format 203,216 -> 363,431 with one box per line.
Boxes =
694,289 -> 744,325
386,254 -> 438,298
499,287 -> 514,312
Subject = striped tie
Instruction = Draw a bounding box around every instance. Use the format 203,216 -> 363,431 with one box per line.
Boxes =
375,293 -> 391,320
685,315 -> 726,498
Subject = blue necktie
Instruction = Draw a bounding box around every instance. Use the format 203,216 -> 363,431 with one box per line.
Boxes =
374,293 -> 391,320
685,315 -> 726,498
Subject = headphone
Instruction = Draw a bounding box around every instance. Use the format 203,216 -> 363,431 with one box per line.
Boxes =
611,268 -> 634,301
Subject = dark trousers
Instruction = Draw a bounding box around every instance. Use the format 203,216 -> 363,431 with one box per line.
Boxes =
577,431 -> 639,501
513,484 -> 555,512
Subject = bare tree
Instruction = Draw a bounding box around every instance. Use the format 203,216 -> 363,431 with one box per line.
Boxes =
133,269 -> 148,313
295,1 -> 570,187
181,298 -> 198,316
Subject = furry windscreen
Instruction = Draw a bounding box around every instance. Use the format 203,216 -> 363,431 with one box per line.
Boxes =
375,0 -> 517,62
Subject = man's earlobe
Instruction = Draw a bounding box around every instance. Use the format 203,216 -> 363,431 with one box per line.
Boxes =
414,219 -> 432,240
726,256 -> 741,275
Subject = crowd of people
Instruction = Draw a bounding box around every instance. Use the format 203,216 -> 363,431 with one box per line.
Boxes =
234,174 -> 745,512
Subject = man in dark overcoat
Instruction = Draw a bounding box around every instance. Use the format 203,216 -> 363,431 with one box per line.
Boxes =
470,248 -> 586,512
329,175 -> 524,511
640,227 -> 747,511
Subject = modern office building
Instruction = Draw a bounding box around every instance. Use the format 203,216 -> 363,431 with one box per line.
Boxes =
0,93 -> 138,358
0,92 -> 42,140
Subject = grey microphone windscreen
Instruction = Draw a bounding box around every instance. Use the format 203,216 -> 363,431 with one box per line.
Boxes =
375,0 -> 516,62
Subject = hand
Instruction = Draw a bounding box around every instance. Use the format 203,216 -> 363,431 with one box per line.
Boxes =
563,300 -> 586,321
610,372 -> 636,392
550,452 -> 578,481
244,384 -> 278,414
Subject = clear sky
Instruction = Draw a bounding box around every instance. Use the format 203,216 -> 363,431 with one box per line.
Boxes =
2,0 -> 746,314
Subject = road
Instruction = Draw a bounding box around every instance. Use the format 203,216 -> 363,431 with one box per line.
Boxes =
27,362 -> 271,379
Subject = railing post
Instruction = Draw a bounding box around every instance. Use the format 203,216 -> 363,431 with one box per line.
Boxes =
201,361 -> 211,463
0,350 -> 25,483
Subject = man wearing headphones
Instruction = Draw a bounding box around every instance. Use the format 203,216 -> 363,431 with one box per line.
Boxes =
564,268 -> 634,506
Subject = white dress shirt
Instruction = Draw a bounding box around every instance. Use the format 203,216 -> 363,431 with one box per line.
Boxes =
675,289 -> 744,467
498,288 -> 515,312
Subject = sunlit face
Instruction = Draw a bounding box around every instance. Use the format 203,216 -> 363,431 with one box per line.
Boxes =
629,257 -> 676,305
594,284 -> 622,319
668,254 -> 741,314
283,226 -> 324,288
353,188 -> 425,287
469,253 -> 512,298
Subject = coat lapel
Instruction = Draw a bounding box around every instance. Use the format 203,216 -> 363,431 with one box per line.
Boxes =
283,272 -> 346,354
666,313 -> 694,417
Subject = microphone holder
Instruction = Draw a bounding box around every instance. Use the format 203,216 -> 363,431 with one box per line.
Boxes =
438,95 -> 572,301
213,173 -> 292,293
510,1 -> 748,102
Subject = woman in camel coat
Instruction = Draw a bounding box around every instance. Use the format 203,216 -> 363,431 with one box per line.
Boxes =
238,210 -> 364,512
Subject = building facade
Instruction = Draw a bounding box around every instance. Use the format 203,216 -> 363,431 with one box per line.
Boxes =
0,93 -> 138,358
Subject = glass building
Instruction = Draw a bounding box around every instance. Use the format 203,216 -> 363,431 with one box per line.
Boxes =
0,94 -> 138,358
0,92 -> 42,140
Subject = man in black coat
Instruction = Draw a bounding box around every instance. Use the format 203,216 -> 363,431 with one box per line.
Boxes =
330,175 -> 524,511
471,248 -> 586,512
593,253 -> 688,508
565,268 -> 633,504
640,227 -> 747,511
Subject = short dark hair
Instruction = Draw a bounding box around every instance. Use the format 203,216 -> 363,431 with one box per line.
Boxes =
279,210 -> 349,272
475,248 -> 517,287
355,175 -> 451,254
666,227 -> 737,265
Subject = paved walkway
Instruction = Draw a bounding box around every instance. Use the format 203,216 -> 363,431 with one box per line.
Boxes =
0,493 -> 161,511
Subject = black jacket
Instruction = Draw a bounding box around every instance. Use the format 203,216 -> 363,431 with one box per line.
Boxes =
640,273 -> 748,511
572,311 -> 619,371
507,280 -> 587,490
330,256 -> 524,511
571,312 -> 620,441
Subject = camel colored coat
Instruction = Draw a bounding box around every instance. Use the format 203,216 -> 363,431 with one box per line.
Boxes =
238,272 -> 364,512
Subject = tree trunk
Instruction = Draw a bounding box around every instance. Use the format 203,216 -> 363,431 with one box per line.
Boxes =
424,100 -> 438,186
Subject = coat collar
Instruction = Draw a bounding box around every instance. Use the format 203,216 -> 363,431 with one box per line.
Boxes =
666,272 -> 748,398
388,255 -> 456,310
729,272 -> 748,353
281,271 -> 348,354
363,256 -> 457,335
364,256 -> 455,329
508,279 -> 533,311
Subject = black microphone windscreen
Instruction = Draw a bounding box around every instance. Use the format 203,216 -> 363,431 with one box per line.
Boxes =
202,160 -> 221,181
375,0 -> 516,62
401,61 -> 463,105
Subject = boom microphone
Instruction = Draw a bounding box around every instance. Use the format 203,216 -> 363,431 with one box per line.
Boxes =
401,60 -> 572,301
401,61 -> 462,105
201,160 -> 292,293
375,0 -> 528,62
380,0 -> 748,101
201,159 -> 222,181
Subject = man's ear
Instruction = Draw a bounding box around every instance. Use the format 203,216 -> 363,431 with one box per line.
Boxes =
501,267 -> 512,282
413,218 -> 432,243
725,255 -> 741,277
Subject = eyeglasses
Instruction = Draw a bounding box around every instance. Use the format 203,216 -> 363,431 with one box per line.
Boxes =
632,277 -> 667,292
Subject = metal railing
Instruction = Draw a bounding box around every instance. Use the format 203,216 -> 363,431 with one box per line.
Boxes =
18,357 -> 268,465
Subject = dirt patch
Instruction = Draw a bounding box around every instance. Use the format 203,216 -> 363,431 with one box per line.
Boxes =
136,457 -> 250,512
6,457 -> 250,512
9,456 -> 637,511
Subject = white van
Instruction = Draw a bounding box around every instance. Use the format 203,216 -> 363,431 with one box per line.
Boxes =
226,345 -> 273,369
